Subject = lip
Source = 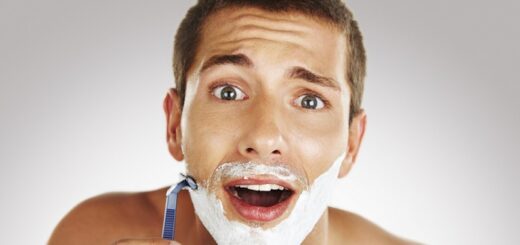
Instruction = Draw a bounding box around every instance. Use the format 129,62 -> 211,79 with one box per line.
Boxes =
224,178 -> 296,222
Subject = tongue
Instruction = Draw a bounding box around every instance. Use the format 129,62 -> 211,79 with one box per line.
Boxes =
235,188 -> 284,207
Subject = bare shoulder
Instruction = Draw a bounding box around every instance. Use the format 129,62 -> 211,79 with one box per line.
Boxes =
328,207 -> 421,245
48,190 -> 164,245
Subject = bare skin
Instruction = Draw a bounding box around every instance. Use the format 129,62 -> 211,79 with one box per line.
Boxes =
50,7 -> 419,245
49,188 -> 417,245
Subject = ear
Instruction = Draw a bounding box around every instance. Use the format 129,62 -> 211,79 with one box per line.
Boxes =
163,88 -> 184,161
338,110 -> 367,178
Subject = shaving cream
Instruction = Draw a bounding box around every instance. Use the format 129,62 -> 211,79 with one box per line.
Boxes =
210,161 -> 304,185
188,151 -> 346,245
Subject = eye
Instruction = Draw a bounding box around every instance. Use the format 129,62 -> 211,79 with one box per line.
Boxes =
295,94 -> 326,110
211,84 -> 247,101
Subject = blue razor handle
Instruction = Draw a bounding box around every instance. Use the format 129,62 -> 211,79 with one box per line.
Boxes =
162,175 -> 198,240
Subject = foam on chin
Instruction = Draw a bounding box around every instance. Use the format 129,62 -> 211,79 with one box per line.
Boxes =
188,151 -> 346,245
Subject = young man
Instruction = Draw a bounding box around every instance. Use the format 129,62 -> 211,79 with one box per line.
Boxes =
50,0 -> 417,244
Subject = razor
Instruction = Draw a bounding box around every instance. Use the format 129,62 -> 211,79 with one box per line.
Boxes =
161,174 -> 198,240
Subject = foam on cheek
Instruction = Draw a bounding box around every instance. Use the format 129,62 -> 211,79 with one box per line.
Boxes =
188,151 -> 346,245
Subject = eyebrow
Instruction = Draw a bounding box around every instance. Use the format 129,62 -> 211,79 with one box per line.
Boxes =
200,54 -> 253,72
287,67 -> 340,92
200,53 -> 340,92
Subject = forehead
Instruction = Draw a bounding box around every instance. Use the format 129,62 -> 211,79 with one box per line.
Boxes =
192,7 -> 348,85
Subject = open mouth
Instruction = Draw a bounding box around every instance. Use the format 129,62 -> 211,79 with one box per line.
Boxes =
229,184 -> 293,207
225,180 -> 296,222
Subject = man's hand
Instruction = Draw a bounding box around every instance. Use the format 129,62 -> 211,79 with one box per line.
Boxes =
113,238 -> 180,245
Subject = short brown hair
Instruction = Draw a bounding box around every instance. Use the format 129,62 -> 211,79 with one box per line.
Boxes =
173,0 -> 366,124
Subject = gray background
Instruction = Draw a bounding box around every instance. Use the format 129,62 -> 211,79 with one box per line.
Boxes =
1,0 -> 519,244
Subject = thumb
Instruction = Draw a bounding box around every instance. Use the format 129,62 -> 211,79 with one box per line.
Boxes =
113,238 -> 181,245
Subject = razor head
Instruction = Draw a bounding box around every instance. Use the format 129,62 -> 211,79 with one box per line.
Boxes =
185,175 -> 198,190
181,174 -> 198,190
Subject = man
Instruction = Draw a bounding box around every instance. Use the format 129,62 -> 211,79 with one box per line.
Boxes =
50,0 -> 418,244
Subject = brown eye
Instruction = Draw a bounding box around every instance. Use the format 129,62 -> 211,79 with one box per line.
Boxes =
211,84 -> 247,101
295,94 -> 325,110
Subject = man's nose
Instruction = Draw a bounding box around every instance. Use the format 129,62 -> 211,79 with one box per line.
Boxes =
237,101 -> 287,161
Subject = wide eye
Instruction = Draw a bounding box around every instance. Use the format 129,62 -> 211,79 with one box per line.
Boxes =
211,84 -> 247,101
295,94 -> 325,110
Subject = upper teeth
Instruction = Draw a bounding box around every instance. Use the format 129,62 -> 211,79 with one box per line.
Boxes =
235,184 -> 286,192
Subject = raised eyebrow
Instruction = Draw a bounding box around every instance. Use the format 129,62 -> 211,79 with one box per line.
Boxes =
287,67 -> 341,92
200,53 -> 253,72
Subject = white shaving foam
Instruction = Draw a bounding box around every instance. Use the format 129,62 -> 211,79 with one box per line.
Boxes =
211,161 -> 302,184
188,151 -> 346,245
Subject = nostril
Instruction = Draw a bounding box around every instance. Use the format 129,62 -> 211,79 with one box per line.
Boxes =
244,148 -> 281,155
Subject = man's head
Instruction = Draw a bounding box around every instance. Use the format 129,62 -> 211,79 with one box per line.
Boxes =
163,0 -> 367,243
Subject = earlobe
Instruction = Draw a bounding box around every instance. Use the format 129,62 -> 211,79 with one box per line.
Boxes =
338,110 -> 367,178
164,88 -> 184,161
338,154 -> 354,178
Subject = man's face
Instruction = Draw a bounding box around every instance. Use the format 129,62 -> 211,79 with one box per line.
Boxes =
167,7 -> 360,227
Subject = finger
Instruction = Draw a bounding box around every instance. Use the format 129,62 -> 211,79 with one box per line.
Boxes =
113,238 -> 181,245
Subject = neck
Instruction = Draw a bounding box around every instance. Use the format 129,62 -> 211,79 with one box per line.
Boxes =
179,191 -> 216,244
302,207 -> 330,244
192,213 -> 217,244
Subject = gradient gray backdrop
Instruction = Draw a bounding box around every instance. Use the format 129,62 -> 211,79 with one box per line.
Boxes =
1,0 -> 519,244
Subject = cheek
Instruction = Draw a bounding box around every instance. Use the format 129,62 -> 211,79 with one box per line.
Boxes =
288,110 -> 348,181
183,99 -> 242,182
